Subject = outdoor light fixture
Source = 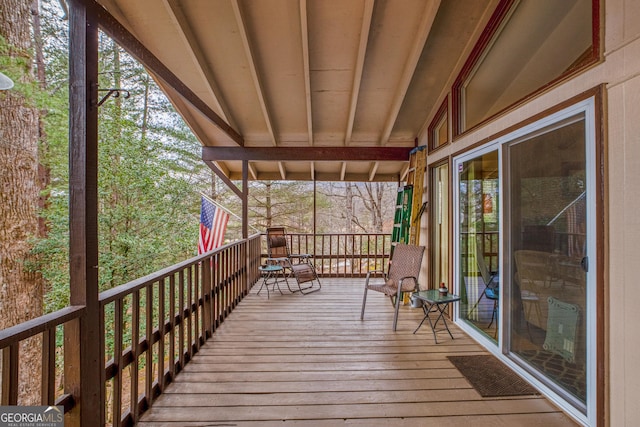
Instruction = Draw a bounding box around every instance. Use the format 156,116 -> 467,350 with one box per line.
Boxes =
0,71 -> 14,90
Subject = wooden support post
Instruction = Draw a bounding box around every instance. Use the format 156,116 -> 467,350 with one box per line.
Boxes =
242,160 -> 250,295
242,160 -> 248,240
66,1 -> 103,426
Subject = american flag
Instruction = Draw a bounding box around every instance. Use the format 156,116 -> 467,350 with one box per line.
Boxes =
198,196 -> 230,254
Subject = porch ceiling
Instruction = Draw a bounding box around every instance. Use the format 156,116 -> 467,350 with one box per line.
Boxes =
94,0 -> 497,181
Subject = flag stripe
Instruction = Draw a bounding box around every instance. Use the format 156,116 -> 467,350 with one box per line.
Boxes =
198,196 -> 229,254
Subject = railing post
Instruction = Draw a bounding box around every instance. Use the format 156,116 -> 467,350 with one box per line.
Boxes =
66,1 -> 103,425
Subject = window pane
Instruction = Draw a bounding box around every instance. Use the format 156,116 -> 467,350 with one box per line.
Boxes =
460,0 -> 594,132
458,150 -> 499,342
508,116 -> 587,405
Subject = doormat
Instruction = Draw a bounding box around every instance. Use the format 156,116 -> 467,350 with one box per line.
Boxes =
447,355 -> 539,397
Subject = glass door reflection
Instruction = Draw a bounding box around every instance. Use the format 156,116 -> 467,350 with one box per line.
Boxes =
458,150 -> 500,342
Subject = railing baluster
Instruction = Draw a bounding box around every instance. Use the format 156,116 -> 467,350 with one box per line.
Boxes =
194,263 -> 201,351
187,265 -> 194,356
145,283 -> 153,406
41,327 -> 56,405
158,278 -> 165,391
203,257 -> 212,339
178,270 -> 185,370
131,289 -> 140,424
113,298 -> 123,426
2,343 -> 18,405
169,274 -> 176,380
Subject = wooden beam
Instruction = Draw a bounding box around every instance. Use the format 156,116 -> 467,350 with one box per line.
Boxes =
345,0 -> 375,144
340,162 -> 347,181
278,162 -> 287,180
242,160 -> 249,239
247,162 -> 258,180
202,146 -> 413,162
204,160 -> 243,199
67,1 -> 103,425
379,0 -> 440,144
226,170 -> 401,182
79,0 -> 244,146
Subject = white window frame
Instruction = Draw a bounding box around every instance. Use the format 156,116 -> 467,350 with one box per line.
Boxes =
452,97 -> 597,427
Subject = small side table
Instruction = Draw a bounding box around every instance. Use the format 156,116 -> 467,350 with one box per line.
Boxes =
257,265 -> 285,299
412,289 -> 461,343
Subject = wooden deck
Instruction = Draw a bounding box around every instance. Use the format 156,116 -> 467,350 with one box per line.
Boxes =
138,279 -> 577,426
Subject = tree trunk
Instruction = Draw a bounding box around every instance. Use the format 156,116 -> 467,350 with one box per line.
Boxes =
345,184 -> 354,233
0,0 -> 44,405
265,182 -> 272,227
31,0 -> 50,238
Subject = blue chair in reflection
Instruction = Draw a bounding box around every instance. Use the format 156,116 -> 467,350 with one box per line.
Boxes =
467,249 -> 499,333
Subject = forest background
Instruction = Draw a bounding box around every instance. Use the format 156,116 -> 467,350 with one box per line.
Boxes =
1,0 -> 397,322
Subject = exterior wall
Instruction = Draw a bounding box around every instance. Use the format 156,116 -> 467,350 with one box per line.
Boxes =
604,1 -> 640,426
423,1 -> 640,425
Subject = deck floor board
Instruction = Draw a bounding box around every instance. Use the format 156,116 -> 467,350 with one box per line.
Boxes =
138,278 -> 577,426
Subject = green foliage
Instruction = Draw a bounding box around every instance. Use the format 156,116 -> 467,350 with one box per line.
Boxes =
34,5 -> 211,312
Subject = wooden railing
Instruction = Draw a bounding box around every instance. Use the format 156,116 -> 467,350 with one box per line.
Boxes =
263,233 -> 393,277
0,306 -> 85,410
0,233 -> 262,427
0,232 -> 392,426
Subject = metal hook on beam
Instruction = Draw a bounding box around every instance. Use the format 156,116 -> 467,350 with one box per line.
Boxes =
97,88 -> 131,106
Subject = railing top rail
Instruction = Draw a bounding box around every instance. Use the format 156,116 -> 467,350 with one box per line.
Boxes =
0,305 -> 86,348
100,233 -> 261,305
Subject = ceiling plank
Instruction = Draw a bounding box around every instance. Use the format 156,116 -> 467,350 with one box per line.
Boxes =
299,0 -> 313,145
345,0 -> 375,145
82,0 -> 244,146
202,146 -> 413,162
231,0 -> 278,146
163,0 -> 239,131
379,0 -> 441,145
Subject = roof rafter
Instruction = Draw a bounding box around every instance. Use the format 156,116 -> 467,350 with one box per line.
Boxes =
231,0 -> 277,147
379,0 -> 441,145
345,0 -> 375,145
299,0 -> 313,145
248,162 -> 258,180
340,162 -> 347,181
368,161 -> 379,182
163,0 -> 239,131
204,160 -> 243,198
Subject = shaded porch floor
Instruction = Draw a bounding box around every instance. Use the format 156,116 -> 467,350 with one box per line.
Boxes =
138,278 -> 577,426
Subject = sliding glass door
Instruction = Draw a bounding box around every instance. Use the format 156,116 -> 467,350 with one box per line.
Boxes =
506,112 -> 591,412
453,98 -> 597,424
